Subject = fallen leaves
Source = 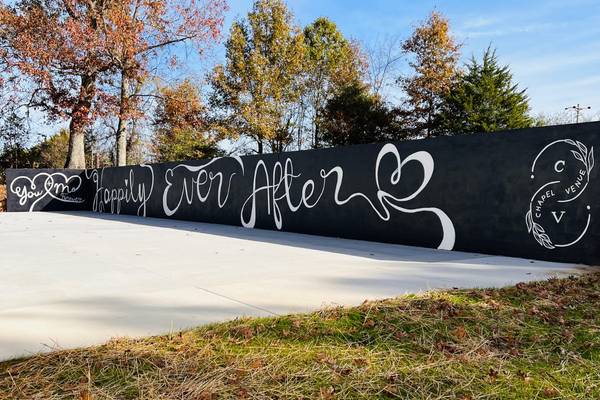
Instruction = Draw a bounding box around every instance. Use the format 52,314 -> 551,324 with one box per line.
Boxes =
3,273 -> 600,399
382,384 -> 399,395
543,387 -> 559,397
230,326 -> 254,341
196,391 -> 215,400
453,325 -> 468,340
527,306 -> 540,316
352,358 -> 369,368
393,330 -> 410,340
319,386 -> 335,399
362,319 -> 376,328
435,341 -> 459,354
562,329 -> 574,343
516,369 -> 532,382
248,358 -> 264,369
430,299 -> 461,318
316,353 -> 333,365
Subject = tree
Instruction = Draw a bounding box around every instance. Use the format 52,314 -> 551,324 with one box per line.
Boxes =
534,110 -> 599,127
0,0 -> 226,168
321,81 -> 404,147
364,34 -> 403,100
210,0 -> 305,154
126,125 -> 145,165
400,11 -> 461,137
0,112 -> 38,175
0,145 -> 33,173
152,80 -> 221,162
303,17 -> 364,148
113,70 -> 144,167
437,47 -> 533,134
0,111 -> 29,169
37,129 -> 70,168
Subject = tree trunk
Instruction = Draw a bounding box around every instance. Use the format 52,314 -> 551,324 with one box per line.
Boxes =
126,121 -> 140,165
66,74 -> 96,169
257,139 -> 263,154
313,107 -> 320,149
115,73 -> 129,166
65,121 -> 86,169
115,118 -> 127,166
426,97 -> 434,138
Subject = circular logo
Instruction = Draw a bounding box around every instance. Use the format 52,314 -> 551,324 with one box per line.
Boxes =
526,139 -> 594,249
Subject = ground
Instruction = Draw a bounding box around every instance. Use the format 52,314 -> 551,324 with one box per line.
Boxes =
0,211 -> 583,361
0,272 -> 599,399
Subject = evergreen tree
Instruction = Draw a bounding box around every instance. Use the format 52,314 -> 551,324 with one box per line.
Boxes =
321,81 -> 404,147
0,111 -> 30,170
437,47 -> 533,135
37,129 -> 70,168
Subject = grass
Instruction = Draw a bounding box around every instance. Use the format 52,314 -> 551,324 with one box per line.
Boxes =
1,273 -> 599,399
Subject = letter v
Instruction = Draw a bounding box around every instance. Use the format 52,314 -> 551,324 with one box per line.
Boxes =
551,211 -> 566,223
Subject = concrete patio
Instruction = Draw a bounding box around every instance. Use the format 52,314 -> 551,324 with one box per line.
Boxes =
0,211 -> 587,361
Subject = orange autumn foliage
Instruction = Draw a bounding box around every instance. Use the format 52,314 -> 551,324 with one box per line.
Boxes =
401,11 -> 461,137
0,0 -> 227,167
0,185 -> 6,212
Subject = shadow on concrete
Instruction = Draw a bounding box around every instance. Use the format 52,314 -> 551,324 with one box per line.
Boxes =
52,211 -> 547,265
1,211 -> 590,361
1,296 -> 266,331
0,295 -> 271,360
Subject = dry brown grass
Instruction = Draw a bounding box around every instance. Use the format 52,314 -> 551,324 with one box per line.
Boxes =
1,273 -> 599,399
0,184 -> 6,212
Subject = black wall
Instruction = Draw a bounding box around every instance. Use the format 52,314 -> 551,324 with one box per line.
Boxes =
7,122 -> 600,265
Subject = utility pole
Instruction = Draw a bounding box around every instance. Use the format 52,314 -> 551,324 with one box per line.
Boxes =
564,104 -> 591,123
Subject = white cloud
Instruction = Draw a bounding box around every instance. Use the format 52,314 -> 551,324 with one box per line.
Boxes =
510,51 -> 600,77
457,22 -> 561,39
461,16 -> 499,29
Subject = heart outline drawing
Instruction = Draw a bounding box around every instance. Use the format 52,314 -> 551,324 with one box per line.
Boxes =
9,173 -> 84,211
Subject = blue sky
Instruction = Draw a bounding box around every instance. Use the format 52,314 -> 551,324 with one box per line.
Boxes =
21,0 -> 600,141
207,0 -> 600,118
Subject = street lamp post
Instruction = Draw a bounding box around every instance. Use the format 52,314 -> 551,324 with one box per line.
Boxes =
564,104 -> 591,123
